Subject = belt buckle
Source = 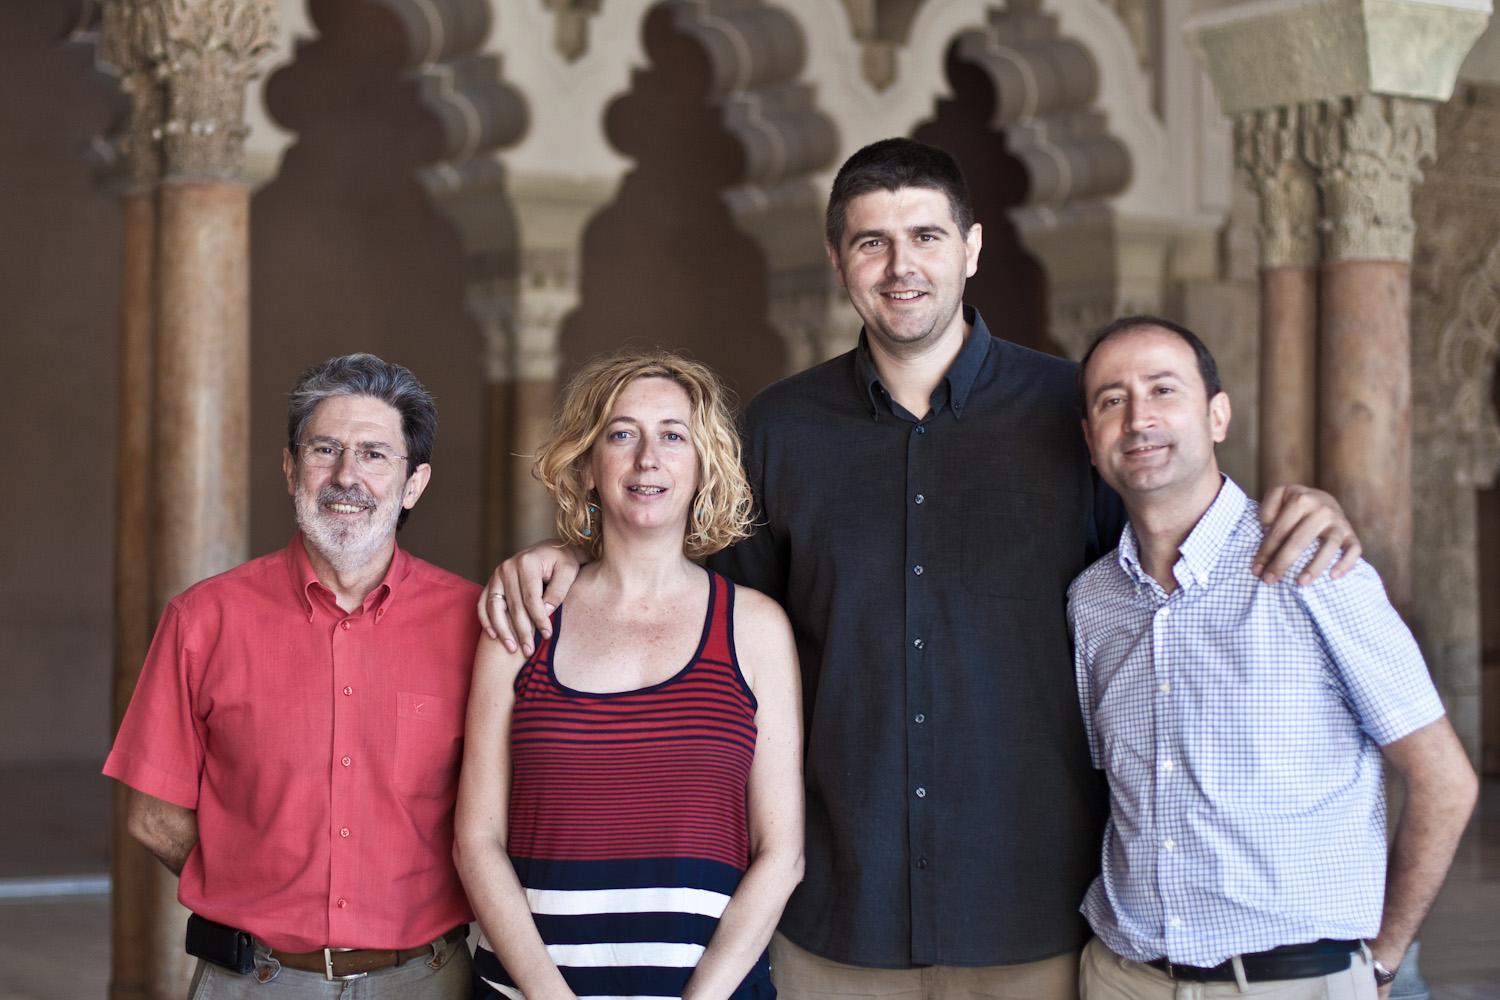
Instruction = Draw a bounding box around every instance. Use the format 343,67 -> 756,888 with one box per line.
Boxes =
323,947 -> 366,981
1162,960 -> 1177,980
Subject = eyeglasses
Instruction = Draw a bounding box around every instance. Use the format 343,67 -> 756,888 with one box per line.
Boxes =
295,441 -> 408,475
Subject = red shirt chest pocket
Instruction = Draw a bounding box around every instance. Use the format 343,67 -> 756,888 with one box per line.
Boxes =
395,691 -> 465,797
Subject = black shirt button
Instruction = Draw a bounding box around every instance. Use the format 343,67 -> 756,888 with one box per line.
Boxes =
915,425 -> 926,435
913,565 -> 924,576
913,637 -> 924,650
915,787 -> 927,798
916,857 -> 928,869
914,713 -> 925,724
914,493 -> 925,505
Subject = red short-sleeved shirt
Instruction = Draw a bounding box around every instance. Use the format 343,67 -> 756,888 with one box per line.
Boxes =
104,535 -> 481,951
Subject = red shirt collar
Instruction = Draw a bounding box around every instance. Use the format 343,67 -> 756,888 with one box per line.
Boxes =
286,533 -> 409,622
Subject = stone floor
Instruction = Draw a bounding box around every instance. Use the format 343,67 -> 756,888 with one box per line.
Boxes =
0,767 -> 1496,999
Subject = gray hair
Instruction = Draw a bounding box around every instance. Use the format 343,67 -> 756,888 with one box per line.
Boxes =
287,353 -> 438,529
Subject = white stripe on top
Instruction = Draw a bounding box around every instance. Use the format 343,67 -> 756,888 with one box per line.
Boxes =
524,885 -> 731,918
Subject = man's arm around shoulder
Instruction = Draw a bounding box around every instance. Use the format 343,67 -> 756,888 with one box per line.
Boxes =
127,787 -> 198,876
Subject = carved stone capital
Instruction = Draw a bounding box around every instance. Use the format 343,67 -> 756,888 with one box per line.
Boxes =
486,173 -> 620,384
1302,94 -> 1436,262
101,0 -> 164,187
1234,106 -> 1318,269
122,0 -> 278,180
1185,0 -> 1488,115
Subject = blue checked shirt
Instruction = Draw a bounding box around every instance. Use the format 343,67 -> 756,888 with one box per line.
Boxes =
1067,477 -> 1445,967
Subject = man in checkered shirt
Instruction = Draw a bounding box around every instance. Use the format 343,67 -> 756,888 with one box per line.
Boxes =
1068,315 -> 1479,999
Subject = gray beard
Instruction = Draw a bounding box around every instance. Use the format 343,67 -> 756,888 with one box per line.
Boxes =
294,483 -> 401,575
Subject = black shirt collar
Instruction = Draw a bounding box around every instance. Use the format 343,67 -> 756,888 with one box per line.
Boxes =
854,305 -> 993,421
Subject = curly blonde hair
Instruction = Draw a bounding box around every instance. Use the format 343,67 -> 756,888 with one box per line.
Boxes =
534,349 -> 754,560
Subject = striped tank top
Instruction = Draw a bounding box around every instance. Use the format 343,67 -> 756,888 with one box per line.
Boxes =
474,569 -> 770,1000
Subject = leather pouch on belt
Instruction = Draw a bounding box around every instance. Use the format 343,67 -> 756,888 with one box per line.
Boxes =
185,913 -> 255,974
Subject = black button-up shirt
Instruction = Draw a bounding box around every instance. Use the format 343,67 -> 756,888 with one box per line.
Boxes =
710,309 -> 1123,968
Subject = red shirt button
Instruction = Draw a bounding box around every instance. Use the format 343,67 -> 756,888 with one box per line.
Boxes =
340,827 -> 350,838
343,686 -> 353,696
336,898 -> 347,908
340,620 -> 351,631
341,756 -> 351,767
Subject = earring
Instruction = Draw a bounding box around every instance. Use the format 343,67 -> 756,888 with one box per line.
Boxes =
584,492 -> 600,537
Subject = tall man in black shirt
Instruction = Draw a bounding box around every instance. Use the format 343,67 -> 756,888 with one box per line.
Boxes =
478,139 -> 1361,1000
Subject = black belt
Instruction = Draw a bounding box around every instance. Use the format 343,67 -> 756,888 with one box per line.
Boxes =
1145,939 -> 1360,983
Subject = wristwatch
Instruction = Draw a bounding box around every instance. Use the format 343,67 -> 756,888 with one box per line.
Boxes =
1372,959 -> 1398,987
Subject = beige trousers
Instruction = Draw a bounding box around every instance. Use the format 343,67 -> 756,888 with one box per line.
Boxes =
769,932 -> 1079,1000
1079,937 -> 1379,1000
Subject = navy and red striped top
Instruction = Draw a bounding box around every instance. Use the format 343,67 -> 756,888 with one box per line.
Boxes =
474,569 -> 771,1000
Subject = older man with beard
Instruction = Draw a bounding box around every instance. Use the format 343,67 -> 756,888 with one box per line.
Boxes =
105,354 -> 481,999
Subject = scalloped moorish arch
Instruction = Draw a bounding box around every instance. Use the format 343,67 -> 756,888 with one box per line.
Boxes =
252,0 -> 525,576
794,0 -> 1205,359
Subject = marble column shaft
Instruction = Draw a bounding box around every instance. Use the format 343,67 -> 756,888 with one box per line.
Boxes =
111,186 -> 180,1000
1258,268 -> 1318,488
1303,94 -> 1434,613
1318,259 -> 1413,609
1236,107 -> 1319,492
103,2 -> 276,997
151,180 -> 252,602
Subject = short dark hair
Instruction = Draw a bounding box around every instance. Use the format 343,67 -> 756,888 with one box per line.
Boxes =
1077,314 -> 1223,416
287,353 -> 438,529
825,138 -> 976,250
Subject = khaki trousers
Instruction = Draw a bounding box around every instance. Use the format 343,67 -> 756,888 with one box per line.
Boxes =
770,932 -> 1079,1000
1079,937 -> 1379,1000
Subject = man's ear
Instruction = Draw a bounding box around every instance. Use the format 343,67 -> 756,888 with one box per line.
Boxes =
963,222 -> 982,279
283,448 -> 296,496
401,464 -> 433,510
1209,391 -> 1232,444
825,241 -> 848,288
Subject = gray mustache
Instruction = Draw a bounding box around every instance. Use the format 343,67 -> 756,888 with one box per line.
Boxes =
318,486 -> 376,509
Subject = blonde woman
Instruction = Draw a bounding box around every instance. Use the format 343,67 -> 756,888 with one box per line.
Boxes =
455,350 -> 804,1000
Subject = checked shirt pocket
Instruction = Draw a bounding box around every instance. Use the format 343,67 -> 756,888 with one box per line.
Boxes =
394,691 -> 464,796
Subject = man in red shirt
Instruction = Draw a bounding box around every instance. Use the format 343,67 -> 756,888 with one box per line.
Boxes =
105,354 -> 481,998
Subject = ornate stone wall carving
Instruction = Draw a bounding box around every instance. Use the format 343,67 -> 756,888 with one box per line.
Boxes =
937,2 -> 1138,359
668,0 -> 844,364
364,0 -> 528,370
101,0 -> 278,181
1301,93 -> 1436,263
953,5 -> 1131,217
1409,81 -> 1500,763
669,0 -> 838,201
1234,105 -> 1318,269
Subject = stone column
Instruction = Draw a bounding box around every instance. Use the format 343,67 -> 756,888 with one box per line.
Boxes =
147,0 -> 275,601
1302,93 -> 1435,610
103,3 -> 277,998
467,173 -> 618,560
1186,0 -> 1487,612
1235,106 -> 1319,491
101,5 -> 170,997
